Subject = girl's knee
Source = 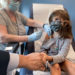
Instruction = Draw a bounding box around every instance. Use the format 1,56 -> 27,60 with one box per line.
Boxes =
52,64 -> 61,71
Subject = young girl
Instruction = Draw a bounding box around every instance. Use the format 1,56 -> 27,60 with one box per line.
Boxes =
41,9 -> 73,75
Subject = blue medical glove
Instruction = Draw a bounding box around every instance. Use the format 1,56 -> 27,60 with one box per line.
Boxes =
43,24 -> 53,36
50,20 -> 62,32
28,31 -> 42,42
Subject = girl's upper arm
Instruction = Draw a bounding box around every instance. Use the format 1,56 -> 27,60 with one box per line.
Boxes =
58,39 -> 72,57
42,34 -> 51,45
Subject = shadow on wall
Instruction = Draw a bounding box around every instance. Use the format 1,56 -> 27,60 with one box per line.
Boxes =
72,38 -> 75,52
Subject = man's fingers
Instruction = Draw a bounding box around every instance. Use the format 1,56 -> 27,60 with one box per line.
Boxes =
34,63 -> 46,71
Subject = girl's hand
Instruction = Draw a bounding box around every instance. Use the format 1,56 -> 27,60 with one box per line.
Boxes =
40,52 -> 53,65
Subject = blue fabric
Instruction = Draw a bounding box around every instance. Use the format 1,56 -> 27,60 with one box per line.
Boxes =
20,26 -> 33,75
20,68 -> 33,75
24,26 -> 29,35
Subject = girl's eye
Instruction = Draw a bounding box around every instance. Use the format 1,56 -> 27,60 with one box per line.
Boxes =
55,18 -> 59,20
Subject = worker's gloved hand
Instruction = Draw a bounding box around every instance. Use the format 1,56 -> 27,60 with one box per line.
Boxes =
43,24 -> 53,36
50,20 -> 62,32
28,31 -> 42,42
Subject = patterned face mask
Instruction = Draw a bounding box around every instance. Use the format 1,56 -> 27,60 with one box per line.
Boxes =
8,0 -> 21,12
50,20 -> 62,32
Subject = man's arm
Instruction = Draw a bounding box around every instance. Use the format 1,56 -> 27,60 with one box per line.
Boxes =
0,50 -> 10,75
0,51 -> 45,72
7,52 -> 52,71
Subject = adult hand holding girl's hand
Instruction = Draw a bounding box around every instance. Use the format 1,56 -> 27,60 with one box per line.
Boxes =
40,52 -> 53,65
24,52 -> 53,71
21,53 -> 45,71
19,52 -> 53,71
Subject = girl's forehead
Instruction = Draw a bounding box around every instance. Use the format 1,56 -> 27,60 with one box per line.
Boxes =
53,16 -> 60,18
53,16 -> 64,19
52,16 -> 61,20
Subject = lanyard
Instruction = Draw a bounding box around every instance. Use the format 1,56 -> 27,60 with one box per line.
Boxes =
56,39 -> 64,51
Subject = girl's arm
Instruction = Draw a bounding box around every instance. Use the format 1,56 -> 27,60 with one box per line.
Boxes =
49,39 -> 72,64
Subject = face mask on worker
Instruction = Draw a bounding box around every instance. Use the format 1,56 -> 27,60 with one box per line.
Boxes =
50,20 -> 62,32
8,0 -> 21,12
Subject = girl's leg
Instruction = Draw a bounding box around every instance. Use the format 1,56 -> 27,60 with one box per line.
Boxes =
50,64 -> 61,75
60,59 -> 75,75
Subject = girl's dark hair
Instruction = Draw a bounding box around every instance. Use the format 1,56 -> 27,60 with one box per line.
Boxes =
49,9 -> 73,39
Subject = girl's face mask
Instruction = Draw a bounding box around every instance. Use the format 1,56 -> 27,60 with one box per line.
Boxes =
50,20 -> 62,32
8,0 -> 21,12
50,16 -> 63,32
